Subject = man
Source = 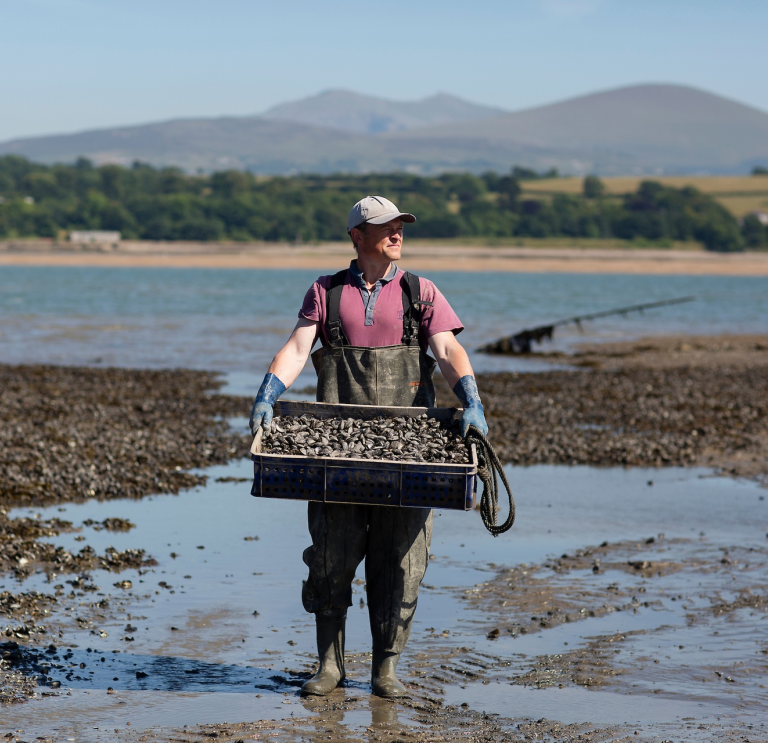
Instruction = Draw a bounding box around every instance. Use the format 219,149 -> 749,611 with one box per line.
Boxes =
250,195 -> 487,698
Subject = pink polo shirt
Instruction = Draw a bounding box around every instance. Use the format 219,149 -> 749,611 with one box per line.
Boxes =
299,267 -> 463,351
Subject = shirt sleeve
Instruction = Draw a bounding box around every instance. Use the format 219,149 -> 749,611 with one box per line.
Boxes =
417,278 -> 464,339
299,277 -> 328,323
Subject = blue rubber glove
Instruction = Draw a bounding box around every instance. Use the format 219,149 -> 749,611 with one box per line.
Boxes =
453,375 -> 488,438
249,373 -> 286,435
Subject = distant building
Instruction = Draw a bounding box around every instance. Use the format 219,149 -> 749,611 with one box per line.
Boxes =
70,231 -> 121,244
747,210 -> 768,226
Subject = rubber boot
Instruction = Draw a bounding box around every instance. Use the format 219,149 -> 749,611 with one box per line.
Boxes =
371,649 -> 408,698
301,610 -> 346,696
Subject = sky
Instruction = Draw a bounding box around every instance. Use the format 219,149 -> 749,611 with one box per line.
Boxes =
1,0 -> 766,142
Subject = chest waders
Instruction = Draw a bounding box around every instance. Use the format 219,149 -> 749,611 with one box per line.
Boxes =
301,270 -> 436,698
311,269 -> 437,407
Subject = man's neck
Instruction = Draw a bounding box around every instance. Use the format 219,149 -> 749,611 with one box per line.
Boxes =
354,256 -> 393,289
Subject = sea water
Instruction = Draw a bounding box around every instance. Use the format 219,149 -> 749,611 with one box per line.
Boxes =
0,267 -> 766,395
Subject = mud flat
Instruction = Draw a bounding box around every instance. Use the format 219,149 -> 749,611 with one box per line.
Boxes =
2,339 -> 768,741
4,464 -> 766,742
0,365 -> 251,708
0,364 -> 252,510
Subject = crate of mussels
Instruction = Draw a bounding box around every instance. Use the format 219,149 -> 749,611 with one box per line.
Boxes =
250,400 -> 478,510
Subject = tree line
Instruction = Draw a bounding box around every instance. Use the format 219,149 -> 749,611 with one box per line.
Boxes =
0,155 -> 764,252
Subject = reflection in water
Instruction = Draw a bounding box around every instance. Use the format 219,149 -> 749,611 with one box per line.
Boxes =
369,696 -> 399,726
297,693 -> 403,737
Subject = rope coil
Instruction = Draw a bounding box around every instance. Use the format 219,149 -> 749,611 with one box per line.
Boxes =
465,426 -> 516,536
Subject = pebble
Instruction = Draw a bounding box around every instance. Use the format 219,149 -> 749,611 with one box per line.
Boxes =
261,414 -> 470,464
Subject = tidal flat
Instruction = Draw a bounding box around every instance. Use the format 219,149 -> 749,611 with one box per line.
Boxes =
1,336 -> 767,741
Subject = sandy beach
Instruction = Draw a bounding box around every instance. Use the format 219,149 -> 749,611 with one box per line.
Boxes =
3,239 -> 768,275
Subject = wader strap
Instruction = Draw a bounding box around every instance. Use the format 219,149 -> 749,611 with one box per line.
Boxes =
401,272 -> 432,346
325,269 -> 349,347
324,268 -> 433,348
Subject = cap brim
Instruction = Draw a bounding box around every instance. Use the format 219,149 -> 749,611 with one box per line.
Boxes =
365,211 -> 416,226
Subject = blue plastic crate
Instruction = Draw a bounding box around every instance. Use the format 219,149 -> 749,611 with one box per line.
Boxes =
250,400 -> 477,511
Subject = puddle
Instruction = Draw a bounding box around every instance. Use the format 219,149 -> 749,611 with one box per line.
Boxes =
3,462 -> 768,739
1,688 -> 309,735
444,681 -> 717,724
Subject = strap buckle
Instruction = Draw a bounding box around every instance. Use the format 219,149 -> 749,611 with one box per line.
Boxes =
328,321 -> 344,345
401,318 -> 419,345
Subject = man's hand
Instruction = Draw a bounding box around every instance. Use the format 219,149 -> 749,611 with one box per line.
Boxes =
249,400 -> 274,435
460,405 -> 488,438
452,375 -> 488,438
249,372 -> 286,435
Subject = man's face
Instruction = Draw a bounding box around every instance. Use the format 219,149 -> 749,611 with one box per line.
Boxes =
353,218 -> 404,262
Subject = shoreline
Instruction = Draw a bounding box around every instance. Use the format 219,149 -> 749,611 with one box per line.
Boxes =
2,240 -> 768,274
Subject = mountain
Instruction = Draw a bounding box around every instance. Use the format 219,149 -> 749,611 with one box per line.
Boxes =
395,84 -> 768,174
1,85 -> 767,175
261,89 -> 504,134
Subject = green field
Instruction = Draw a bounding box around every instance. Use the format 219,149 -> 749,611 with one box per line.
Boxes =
523,175 -> 768,218
405,236 -> 704,250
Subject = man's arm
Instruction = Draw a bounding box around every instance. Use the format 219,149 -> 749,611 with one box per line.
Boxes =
268,318 -> 320,386
428,330 -> 488,437
250,318 -> 319,433
427,330 -> 473,389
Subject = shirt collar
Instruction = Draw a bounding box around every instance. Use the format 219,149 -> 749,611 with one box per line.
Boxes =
349,260 -> 398,289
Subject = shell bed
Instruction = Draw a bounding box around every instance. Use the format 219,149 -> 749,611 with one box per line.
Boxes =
261,413 -> 470,464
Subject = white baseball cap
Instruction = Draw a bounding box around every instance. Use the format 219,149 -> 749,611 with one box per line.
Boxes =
347,195 -> 416,233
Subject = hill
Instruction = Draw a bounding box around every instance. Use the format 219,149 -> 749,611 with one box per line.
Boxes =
262,89 -> 503,133
0,117 -> 376,174
400,84 -> 768,175
1,84 -> 766,175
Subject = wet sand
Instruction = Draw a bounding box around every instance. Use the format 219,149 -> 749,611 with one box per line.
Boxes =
3,240 -> 768,275
2,336 -> 768,741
